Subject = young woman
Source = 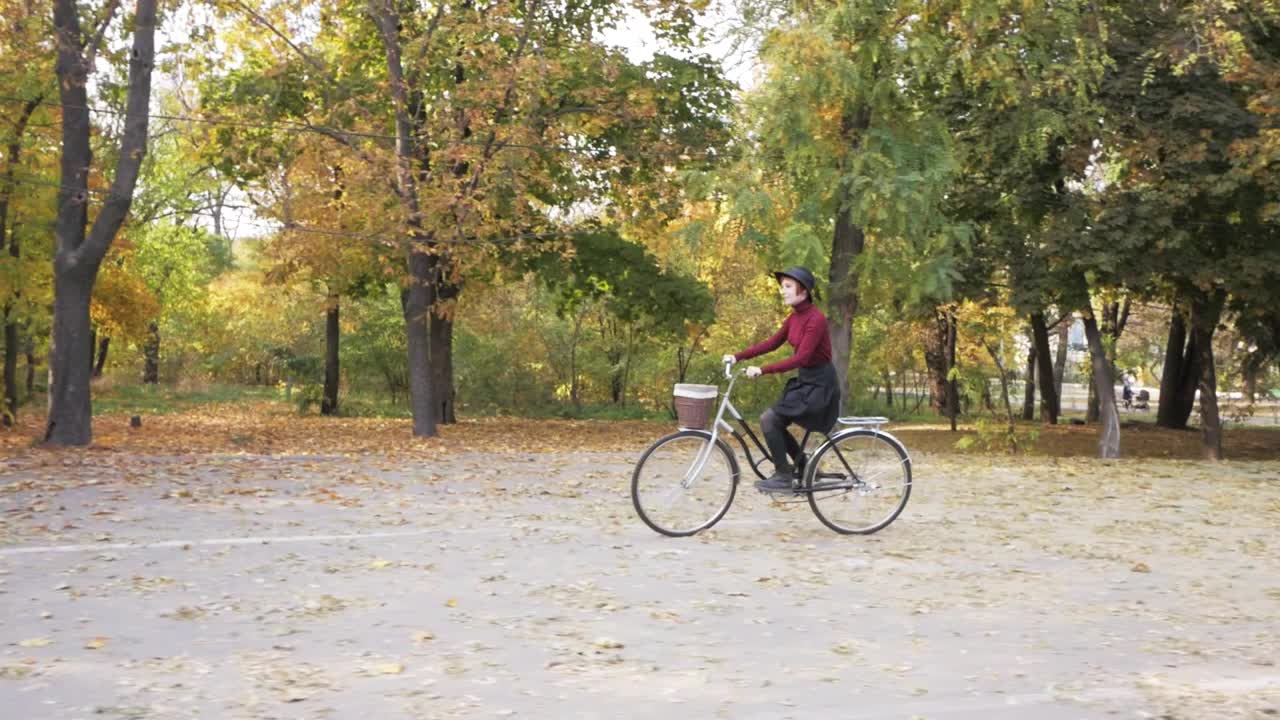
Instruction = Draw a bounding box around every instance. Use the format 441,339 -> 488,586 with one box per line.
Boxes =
724,267 -> 841,492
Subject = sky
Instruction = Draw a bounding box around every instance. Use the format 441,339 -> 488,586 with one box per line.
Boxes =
600,1 -> 761,91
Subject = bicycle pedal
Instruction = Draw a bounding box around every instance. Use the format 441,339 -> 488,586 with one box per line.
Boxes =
755,485 -> 801,496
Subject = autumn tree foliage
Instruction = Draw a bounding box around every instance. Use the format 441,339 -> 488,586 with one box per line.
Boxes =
2,0 -> 1277,462
190,0 -> 729,436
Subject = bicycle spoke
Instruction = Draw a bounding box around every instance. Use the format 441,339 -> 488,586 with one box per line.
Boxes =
807,431 -> 911,534
632,432 -> 737,537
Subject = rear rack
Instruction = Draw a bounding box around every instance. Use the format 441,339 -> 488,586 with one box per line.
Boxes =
837,416 -> 889,427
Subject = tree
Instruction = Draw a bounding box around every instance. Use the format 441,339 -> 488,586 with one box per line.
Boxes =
0,0 -> 56,425
46,0 -> 157,445
198,0 -> 728,436
728,0 -> 1108,419
732,0 -> 962,410
1090,0 -> 1280,458
131,223 -> 221,383
525,225 -> 714,409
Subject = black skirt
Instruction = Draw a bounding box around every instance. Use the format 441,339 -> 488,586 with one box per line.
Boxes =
772,363 -> 840,433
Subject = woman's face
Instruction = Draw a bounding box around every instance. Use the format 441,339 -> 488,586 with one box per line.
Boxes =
779,277 -> 807,306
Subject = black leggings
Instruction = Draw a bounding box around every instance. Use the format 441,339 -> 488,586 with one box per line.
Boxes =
760,408 -> 802,473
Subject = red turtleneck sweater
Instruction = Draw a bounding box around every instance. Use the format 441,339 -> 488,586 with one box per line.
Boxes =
734,300 -> 832,374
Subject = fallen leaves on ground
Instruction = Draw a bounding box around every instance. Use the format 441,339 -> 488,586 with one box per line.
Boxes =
2,404 -> 1277,460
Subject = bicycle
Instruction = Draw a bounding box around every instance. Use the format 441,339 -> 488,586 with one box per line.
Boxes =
631,360 -> 913,537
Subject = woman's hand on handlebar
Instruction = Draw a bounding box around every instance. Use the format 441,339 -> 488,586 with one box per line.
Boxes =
722,354 -> 737,366
745,366 -> 763,379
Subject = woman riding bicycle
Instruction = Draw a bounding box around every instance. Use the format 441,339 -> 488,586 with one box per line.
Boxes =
723,267 -> 840,492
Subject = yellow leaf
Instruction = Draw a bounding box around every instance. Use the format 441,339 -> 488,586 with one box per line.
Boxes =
368,559 -> 393,569
84,637 -> 108,650
446,598 -> 457,608
18,638 -> 51,648
376,662 -> 404,675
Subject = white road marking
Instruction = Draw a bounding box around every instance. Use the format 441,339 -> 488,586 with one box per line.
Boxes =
0,528 -> 468,556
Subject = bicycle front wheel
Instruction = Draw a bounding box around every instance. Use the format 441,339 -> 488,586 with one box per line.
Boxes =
631,430 -> 739,537
806,429 -> 911,535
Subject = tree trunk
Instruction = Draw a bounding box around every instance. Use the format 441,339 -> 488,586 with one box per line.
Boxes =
321,293 -> 339,415
1191,293 -> 1225,460
428,309 -> 455,423
1242,361 -> 1258,405
402,259 -> 436,437
1022,338 -> 1036,421
24,341 -> 35,396
46,0 -> 156,446
2,98 -> 39,426
569,312 -> 583,412
1081,310 -> 1120,458
910,372 -> 924,412
923,311 -> 950,415
1030,312 -> 1059,424
92,335 -> 109,378
1157,307 -> 1187,427
947,309 -> 958,432
1156,306 -> 1201,429
675,325 -> 706,384
620,325 -> 637,408
1088,299 -> 1129,424
827,108 -> 871,413
429,270 -> 459,424
981,377 -> 996,415
883,371 -> 894,408
143,321 -> 160,384
1053,319 -> 1068,406
2,313 -> 16,426
827,203 -> 864,413
46,278 -> 95,444
986,343 -> 1016,426
371,0 -> 436,438
1173,332 -> 1202,427
1086,369 -> 1099,423
608,351 -> 623,404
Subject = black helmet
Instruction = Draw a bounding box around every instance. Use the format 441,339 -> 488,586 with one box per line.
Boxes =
773,266 -> 817,294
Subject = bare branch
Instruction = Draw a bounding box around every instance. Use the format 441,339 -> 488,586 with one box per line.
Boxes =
77,0 -> 157,266
448,0 -> 541,240
224,0 -> 328,75
303,120 -> 400,198
408,2 -> 448,84
83,0 -> 121,68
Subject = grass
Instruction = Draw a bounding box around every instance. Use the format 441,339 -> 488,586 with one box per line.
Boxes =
89,383 -> 280,415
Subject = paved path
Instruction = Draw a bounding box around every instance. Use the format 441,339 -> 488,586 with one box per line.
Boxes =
2,449 -> 1278,719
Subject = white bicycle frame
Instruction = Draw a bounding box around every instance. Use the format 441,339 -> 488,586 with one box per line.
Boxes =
680,360 -> 746,487
681,360 -> 908,488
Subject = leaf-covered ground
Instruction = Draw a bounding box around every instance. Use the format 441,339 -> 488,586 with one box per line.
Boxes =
1,410 -> 1278,718
2,404 -> 1278,459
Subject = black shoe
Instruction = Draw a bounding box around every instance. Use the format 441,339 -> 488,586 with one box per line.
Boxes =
793,453 -> 808,478
754,472 -> 794,493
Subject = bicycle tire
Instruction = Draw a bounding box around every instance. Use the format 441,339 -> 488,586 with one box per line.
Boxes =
805,429 -> 911,535
631,430 -> 739,537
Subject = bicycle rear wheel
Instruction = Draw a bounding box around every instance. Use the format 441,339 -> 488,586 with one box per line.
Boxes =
631,430 -> 739,537
806,429 -> 911,535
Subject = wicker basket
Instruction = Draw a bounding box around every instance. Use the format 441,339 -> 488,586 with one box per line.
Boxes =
673,383 -> 718,429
